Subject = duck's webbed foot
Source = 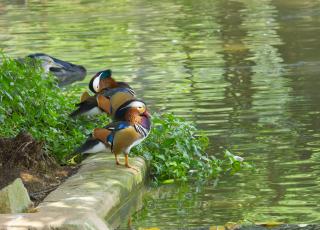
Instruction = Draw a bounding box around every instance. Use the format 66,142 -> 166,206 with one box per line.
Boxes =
125,154 -> 139,172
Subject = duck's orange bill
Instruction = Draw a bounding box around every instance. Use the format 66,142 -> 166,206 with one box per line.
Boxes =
144,110 -> 151,118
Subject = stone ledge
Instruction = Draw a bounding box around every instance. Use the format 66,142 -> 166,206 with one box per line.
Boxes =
0,153 -> 147,230
0,178 -> 33,214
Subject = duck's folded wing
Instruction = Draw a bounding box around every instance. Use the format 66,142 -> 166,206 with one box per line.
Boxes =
70,96 -> 101,118
73,134 -> 107,154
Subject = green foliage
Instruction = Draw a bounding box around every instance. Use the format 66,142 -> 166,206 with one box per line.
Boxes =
0,53 -> 100,161
132,113 -> 253,183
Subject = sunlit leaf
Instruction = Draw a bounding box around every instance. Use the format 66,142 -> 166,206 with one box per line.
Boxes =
161,179 -> 174,184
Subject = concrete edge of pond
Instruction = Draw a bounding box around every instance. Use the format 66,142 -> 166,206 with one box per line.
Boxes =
0,153 -> 147,230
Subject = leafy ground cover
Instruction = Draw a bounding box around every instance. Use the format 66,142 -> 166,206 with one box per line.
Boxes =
0,53 -> 96,204
0,53 -> 97,161
133,113 -> 253,184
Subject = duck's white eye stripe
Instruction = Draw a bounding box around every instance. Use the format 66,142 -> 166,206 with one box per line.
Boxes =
129,101 -> 145,108
93,76 -> 100,91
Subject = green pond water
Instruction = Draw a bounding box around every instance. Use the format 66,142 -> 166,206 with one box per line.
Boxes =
1,0 -> 320,228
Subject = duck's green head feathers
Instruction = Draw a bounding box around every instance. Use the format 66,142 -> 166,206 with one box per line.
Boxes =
100,69 -> 112,79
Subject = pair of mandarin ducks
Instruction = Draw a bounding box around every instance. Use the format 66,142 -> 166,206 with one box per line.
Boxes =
71,69 -> 151,169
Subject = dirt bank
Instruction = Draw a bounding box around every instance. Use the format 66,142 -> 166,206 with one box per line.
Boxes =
0,132 -> 78,205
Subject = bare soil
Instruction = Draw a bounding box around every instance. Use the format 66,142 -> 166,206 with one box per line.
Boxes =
0,132 -> 78,206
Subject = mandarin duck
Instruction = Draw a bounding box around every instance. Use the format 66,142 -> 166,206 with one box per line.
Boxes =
89,69 -> 131,94
69,87 -> 136,118
74,100 -> 151,168
69,69 -> 135,118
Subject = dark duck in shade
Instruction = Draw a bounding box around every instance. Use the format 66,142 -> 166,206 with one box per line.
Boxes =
74,100 -> 151,169
26,53 -> 86,86
69,87 -> 136,118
